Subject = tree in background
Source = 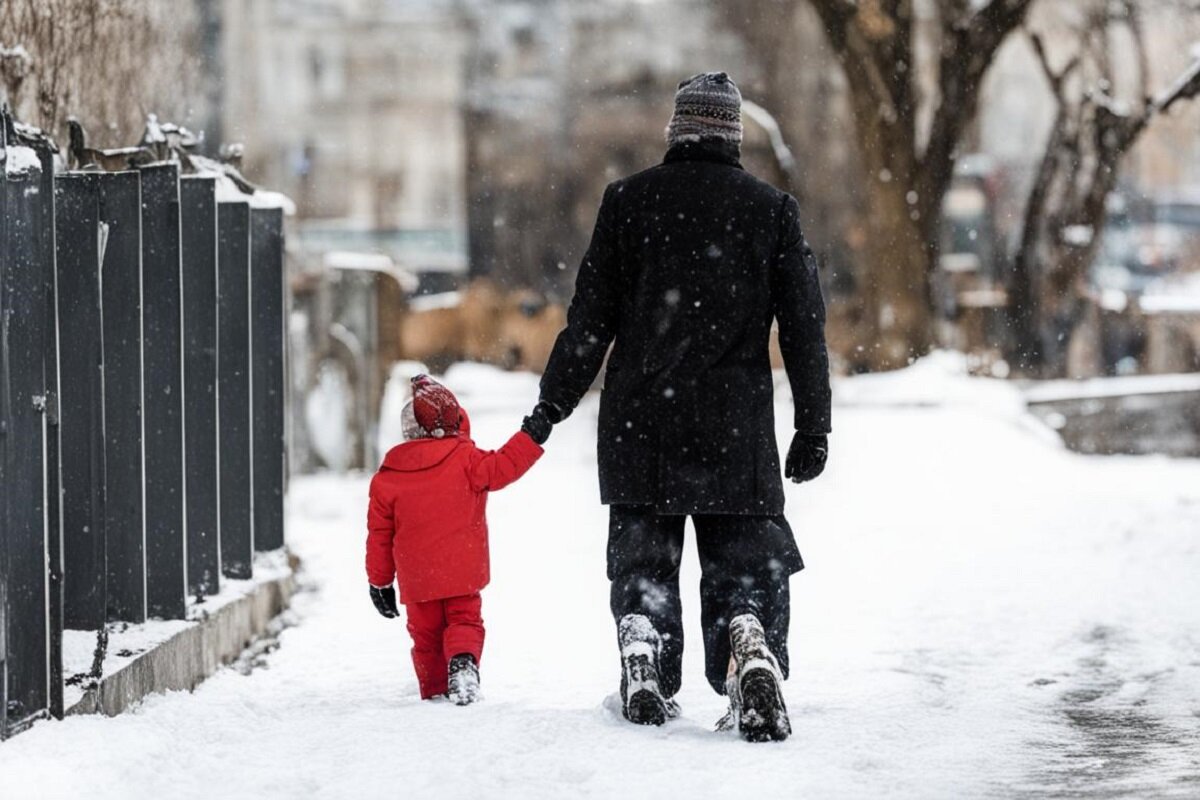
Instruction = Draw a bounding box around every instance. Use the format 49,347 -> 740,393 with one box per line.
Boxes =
795,0 -> 1035,370
719,1 -> 868,369
0,0 -> 202,146
1010,0 -> 1200,377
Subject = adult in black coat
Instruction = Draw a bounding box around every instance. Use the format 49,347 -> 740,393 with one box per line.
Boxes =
523,72 -> 831,742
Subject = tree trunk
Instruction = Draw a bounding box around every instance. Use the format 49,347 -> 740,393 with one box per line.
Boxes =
861,174 -> 934,369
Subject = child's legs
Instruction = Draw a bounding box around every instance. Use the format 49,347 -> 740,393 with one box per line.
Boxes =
405,600 -> 449,698
441,593 -> 485,665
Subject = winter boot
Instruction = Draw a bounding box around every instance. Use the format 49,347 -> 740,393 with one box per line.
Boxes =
617,614 -> 677,726
447,653 -> 481,706
718,613 -> 791,742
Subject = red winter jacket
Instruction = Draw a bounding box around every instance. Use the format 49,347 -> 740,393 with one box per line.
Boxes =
366,412 -> 543,604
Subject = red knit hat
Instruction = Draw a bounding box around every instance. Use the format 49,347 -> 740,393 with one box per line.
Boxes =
410,374 -> 461,437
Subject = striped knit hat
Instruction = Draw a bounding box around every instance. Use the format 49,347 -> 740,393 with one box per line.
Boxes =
665,72 -> 743,146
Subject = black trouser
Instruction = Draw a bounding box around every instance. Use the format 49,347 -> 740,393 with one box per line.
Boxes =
607,505 -> 804,696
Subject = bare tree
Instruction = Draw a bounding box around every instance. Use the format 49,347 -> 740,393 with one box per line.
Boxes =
1010,0 -> 1200,376
800,0 -> 1035,370
0,0 -> 203,146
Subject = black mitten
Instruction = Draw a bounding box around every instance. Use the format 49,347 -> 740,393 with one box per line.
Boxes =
369,584 -> 400,619
521,400 -> 564,445
784,433 -> 828,484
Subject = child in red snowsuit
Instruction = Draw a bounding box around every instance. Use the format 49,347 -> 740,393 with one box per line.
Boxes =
365,375 -> 551,704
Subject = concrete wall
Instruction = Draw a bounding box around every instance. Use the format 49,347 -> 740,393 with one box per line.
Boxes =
68,566 -> 298,718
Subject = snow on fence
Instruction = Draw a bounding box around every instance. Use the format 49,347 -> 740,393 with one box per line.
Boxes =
0,108 -> 290,739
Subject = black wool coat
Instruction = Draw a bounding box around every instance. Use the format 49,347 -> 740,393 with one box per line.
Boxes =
540,139 -> 831,515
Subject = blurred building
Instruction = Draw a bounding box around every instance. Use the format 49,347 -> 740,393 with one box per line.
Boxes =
462,0 -> 749,294
216,0 -> 758,294
219,0 -> 472,288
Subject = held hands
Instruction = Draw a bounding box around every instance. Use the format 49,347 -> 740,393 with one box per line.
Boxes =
785,433 -> 828,484
521,400 -> 565,446
369,584 -> 400,619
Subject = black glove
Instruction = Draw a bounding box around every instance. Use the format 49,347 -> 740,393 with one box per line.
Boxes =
369,584 -> 399,619
784,433 -> 828,484
521,400 -> 564,446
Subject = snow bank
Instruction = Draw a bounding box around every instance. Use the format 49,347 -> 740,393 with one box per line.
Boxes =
831,350 -> 1027,415
1024,372 -> 1200,403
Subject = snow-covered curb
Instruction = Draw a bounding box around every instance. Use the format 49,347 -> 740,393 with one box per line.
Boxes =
63,550 -> 298,717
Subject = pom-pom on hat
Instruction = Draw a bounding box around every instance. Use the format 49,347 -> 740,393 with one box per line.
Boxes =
410,374 -> 461,438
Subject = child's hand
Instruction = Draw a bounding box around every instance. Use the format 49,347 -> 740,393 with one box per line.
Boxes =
521,400 -> 562,445
369,584 -> 400,618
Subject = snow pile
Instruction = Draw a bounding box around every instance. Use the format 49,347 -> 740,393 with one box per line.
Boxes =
831,349 -> 1028,415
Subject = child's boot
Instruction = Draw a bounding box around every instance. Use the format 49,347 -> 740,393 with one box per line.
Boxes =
448,653 -> 481,705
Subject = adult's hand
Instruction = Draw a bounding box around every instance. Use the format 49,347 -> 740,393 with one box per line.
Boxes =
784,433 -> 828,484
369,584 -> 400,619
521,400 -> 565,445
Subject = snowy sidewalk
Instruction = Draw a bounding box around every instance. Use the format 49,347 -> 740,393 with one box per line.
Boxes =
3,362 -> 1199,799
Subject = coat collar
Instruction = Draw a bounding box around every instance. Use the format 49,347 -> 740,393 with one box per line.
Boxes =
662,139 -> 743,169
379,409 -> 473,472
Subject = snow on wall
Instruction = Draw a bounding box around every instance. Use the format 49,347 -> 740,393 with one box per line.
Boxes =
4,144 -> 42,177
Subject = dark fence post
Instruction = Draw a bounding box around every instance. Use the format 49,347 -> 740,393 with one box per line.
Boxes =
250,207 -> 286,552
53,174 -> 107,632
140,164 -> 188,619
181,177 -> 220,598
218,201 -> 254,576
30,133 -> 65,720
98,172 -> 146,623
1,117 -> 52,736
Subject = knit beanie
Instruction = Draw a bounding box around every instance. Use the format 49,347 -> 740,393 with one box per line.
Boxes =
665,72 -> 743,146
410,374 -> 461,438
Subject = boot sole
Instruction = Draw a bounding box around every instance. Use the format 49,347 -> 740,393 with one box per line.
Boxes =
625,689 -> 668,726
738,668 -> 791,743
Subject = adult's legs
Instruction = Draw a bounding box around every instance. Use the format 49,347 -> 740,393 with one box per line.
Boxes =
694,514 -> 802,694
441,592 -> 485,665
405,599 -> 449,699
607,505 -> 686,697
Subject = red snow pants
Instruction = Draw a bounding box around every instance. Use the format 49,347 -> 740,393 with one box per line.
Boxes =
405,592 -> 485,699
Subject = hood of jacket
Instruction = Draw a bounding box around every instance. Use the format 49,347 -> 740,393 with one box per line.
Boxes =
380,409 -> 472,472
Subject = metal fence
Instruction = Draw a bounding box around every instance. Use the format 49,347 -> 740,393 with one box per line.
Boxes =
0,109 -> 290,739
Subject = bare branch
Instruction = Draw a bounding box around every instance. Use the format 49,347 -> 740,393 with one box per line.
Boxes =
1122,0 -> 1153,106
1153,58 -> 1200,115
917,0 -> 1034,234
1027,30 -> 1080,102
805,0 -> 858,53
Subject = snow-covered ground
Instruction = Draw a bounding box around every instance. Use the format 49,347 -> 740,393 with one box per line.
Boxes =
3,359 -> 1200,799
